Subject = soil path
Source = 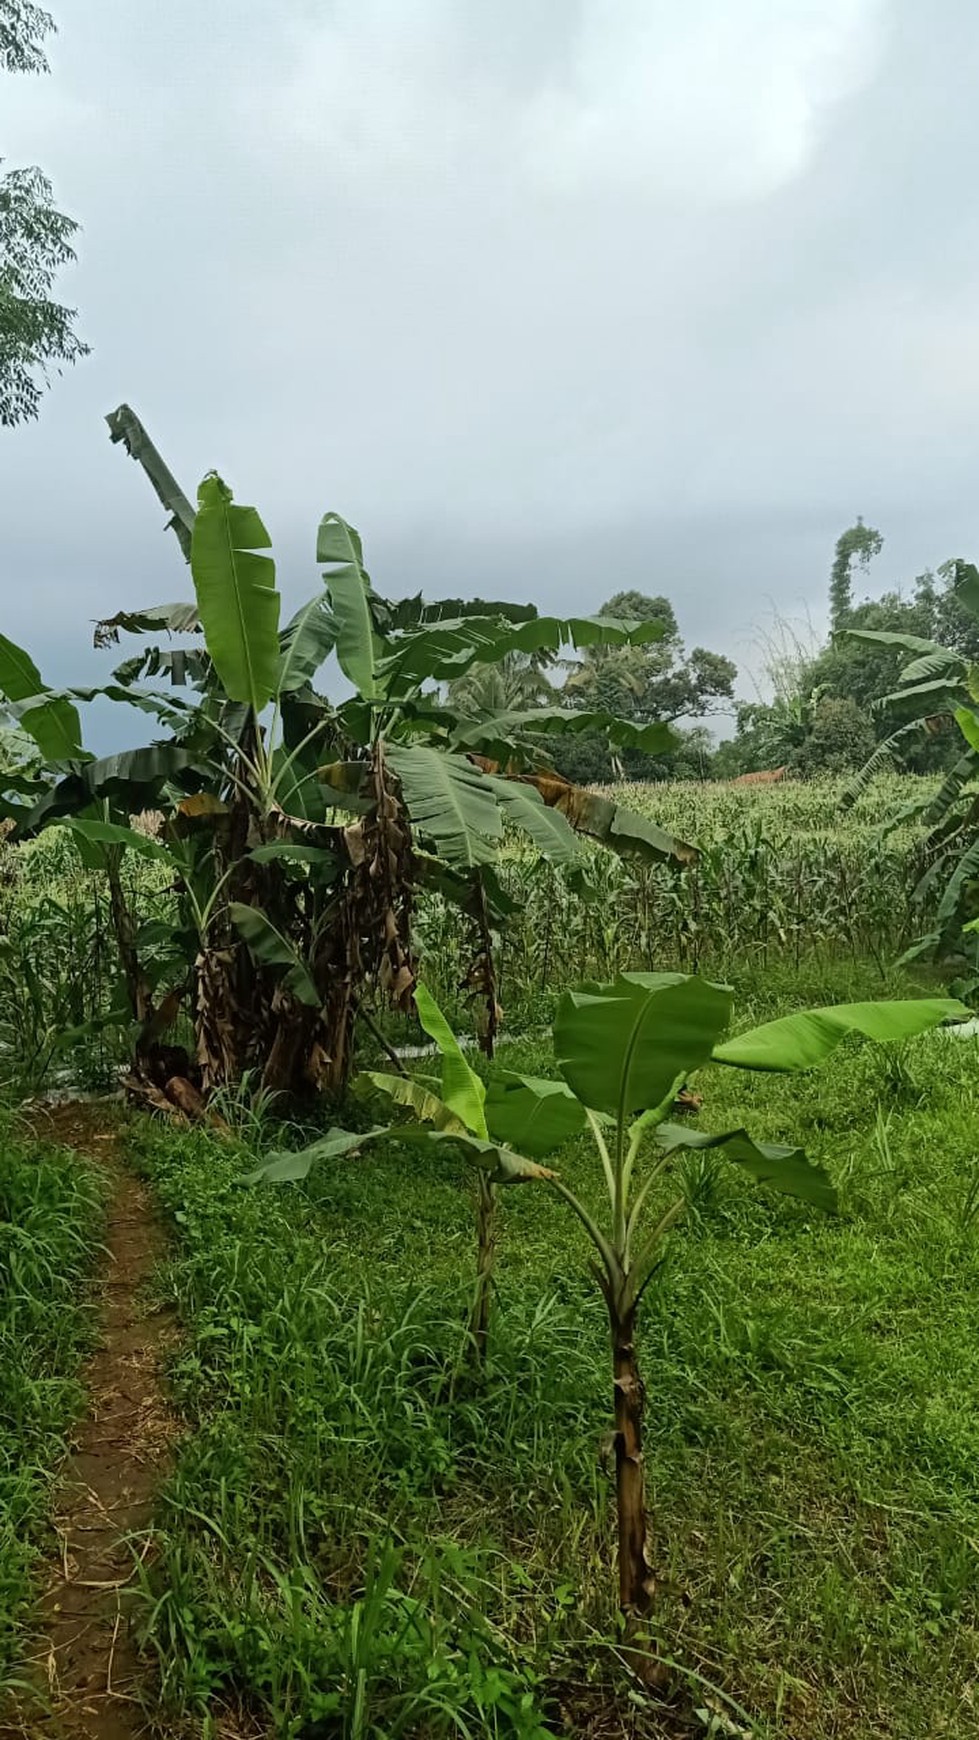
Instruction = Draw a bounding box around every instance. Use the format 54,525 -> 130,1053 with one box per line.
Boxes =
1,1102 -> 176,1740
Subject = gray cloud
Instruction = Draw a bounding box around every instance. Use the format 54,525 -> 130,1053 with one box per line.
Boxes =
3,0 -> 977,753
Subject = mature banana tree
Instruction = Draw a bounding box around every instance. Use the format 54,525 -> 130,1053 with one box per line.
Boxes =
1,405 -> 696,1103
844,560 -> 979,974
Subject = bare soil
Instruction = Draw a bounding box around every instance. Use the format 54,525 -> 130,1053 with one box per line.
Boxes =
1,1102 -> 177,1740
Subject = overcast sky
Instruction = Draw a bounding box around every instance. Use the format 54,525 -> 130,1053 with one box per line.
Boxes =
4,0 -> 979,749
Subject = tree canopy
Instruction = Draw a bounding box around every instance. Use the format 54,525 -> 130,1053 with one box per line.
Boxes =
1,0 -> 87,425
716,531 -> 978,779
554,590 -> 736,783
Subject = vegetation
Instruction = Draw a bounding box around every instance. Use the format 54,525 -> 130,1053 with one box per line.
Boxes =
552,591 -> 736,786
718,524 -> 979,780
120,970 -> 979,1738
263,977 -> 961,1635
0,1 -> 88,425
0,406 -> 699,1109
3,445 -> 979,1736
0,773 -> 965,1097
844,558 -> 979,986
0,1116 -> 103,1696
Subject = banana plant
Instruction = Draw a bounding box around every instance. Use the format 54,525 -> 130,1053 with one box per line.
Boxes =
247,984 -> 554,1364
845,560 -> 979,976
479,975 -> 965,1625
6,404 -> 697,1105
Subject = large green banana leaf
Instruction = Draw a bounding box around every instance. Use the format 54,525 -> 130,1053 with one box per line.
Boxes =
408,1128 -> 556,1183
358,1070 -> 468,1135
318,513 -> 378,699
485,1072 -> 586,1156
278,595 -> 338,693
378,612 -> 664,691
556,973 -> 732,1116
112,646 -> 211,688
483,777 -> 580,865
228,903 -> 319,1006
60,817 -> 171,863
387,746 -> 503,869
190,475 -> 281,712
655,1123 -> 836,1210
94,602 -> 201,646
451,709 -> 675,763
714,998 -> 967,1071
846,629 -> 945,658
953,560 -> 979,617
0,634 -> 83,760
521,774 -> 695,865
243,1126 -> 387,1183
414,983 -> 488,1135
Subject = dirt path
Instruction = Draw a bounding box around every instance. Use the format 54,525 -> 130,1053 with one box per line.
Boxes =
1,1102 -> 176,1740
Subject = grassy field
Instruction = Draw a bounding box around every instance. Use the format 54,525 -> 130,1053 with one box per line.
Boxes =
122,959 -> 979,1739
0,1118 -> 104,1700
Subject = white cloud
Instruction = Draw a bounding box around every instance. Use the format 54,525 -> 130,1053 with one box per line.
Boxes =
524,0 -> 886,200
250,0 -> 885,205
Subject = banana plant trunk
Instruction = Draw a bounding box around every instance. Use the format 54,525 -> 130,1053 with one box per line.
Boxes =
105,848 -> 152,1027
610,1300 -> 655,1617
467,1173 -> 498,1365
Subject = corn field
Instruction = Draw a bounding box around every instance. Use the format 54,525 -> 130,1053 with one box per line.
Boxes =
417,775 -> 948,1020
0,774 -> 955,1089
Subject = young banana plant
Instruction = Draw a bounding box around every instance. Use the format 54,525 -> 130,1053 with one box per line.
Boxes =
247,985 -> 554,1363
481,973 -> 966,1626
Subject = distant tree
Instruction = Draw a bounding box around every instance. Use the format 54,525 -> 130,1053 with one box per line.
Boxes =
1,1 -> 88,425
813,593 -> 933,717
448,651 -> 555,720
828,518 -> 884,632
667,724 -> 716,781
793,697 -> 876,776
555,590 -> 736,782
716,533 -> 979,779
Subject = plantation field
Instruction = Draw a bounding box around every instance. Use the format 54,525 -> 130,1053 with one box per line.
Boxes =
0,774 -> 948,1098
2,778 -> 979,1737
4,964 -> 978,1737
419,774 -> 947,1025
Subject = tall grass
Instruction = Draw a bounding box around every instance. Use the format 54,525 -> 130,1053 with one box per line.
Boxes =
0,1118 -> 104,1696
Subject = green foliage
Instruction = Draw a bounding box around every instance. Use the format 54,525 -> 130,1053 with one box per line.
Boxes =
556,591 -> 736,784
716,531 -> 979,779
124,971 -> 979,1737
844,559 -> 979,965
0,4 -> 88,425
5,407 -> 689,1099
0,1118 -> 102,1695
714,996 -> 964,1071
190,475 -> 281,713
0,633 -> 82,762
793,696 -> 876,776
828,518 -> 883,632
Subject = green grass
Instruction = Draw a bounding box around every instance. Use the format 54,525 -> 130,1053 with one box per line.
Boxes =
128,961 -> 979,1738
0,1118 -> 104,1697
